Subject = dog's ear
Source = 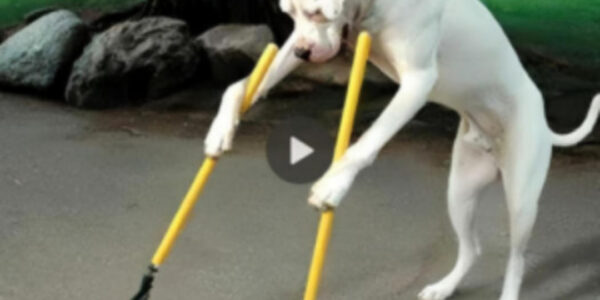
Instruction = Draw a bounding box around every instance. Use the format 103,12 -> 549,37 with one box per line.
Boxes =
280,0 -> 293,14
320,0 -> 345,20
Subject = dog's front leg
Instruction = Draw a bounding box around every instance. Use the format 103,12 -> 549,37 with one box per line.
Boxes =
204,32 -> 302,157
308,69 -> 438,209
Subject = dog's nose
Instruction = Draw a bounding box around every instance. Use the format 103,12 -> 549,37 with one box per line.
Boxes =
294,48 -> 312,61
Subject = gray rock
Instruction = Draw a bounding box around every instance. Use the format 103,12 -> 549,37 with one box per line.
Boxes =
66,17 -> 200,108
195,24 -> 275,83
0,10 -> 89,93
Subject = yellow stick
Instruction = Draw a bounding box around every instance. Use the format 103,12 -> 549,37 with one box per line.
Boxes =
304,32 -> 372,300
151,44 -> 279,267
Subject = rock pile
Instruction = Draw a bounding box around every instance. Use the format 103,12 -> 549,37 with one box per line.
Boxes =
0,9 -> 393,108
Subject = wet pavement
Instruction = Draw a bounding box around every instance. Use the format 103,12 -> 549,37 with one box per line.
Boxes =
0,89 -> 599,300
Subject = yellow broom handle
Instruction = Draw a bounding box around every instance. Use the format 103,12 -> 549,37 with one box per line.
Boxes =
304,32 -> 372,300
151,44 -> 279,267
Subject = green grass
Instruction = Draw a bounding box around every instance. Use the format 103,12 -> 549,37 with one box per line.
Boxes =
0,0 -> 140,27
482,0 -> 600,67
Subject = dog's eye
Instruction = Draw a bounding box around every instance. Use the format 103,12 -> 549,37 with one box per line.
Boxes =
304,9 -> 329,23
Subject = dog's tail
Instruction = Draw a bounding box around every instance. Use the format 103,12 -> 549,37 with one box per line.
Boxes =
550,94 -> 600,147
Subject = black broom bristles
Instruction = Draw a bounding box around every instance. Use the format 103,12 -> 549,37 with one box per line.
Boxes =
131,265 -> 158,300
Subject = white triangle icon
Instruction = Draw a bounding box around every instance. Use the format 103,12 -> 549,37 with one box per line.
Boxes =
290,136 -> 314,165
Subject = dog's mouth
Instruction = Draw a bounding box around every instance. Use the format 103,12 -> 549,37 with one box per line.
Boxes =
342,24 -> 350,41
336,24 -> 350,56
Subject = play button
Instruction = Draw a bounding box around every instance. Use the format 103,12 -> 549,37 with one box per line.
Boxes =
267,116 -> 334,184
290,137 -> 314,165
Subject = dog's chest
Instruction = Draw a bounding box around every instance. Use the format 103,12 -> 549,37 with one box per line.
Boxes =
462,112 -> 505,156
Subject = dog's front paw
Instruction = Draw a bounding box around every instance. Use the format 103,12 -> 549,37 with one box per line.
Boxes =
418,282 -> 455,300
308,164 -> 356,210
204,114 -> 238,157
205,80 -> 246,157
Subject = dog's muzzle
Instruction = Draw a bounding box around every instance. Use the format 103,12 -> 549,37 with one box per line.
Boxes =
294,48 -> 312,61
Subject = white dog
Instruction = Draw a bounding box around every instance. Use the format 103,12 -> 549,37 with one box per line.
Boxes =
204,0 -> 600,299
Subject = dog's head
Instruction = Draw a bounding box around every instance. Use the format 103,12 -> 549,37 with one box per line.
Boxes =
281,0 -> 350,63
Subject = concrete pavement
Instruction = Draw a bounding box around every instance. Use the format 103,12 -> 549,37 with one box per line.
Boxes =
0,90 -> 599,300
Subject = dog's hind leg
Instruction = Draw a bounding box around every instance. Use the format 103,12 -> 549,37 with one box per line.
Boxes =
419,120 -> 499,300
498,127 -> 551,300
